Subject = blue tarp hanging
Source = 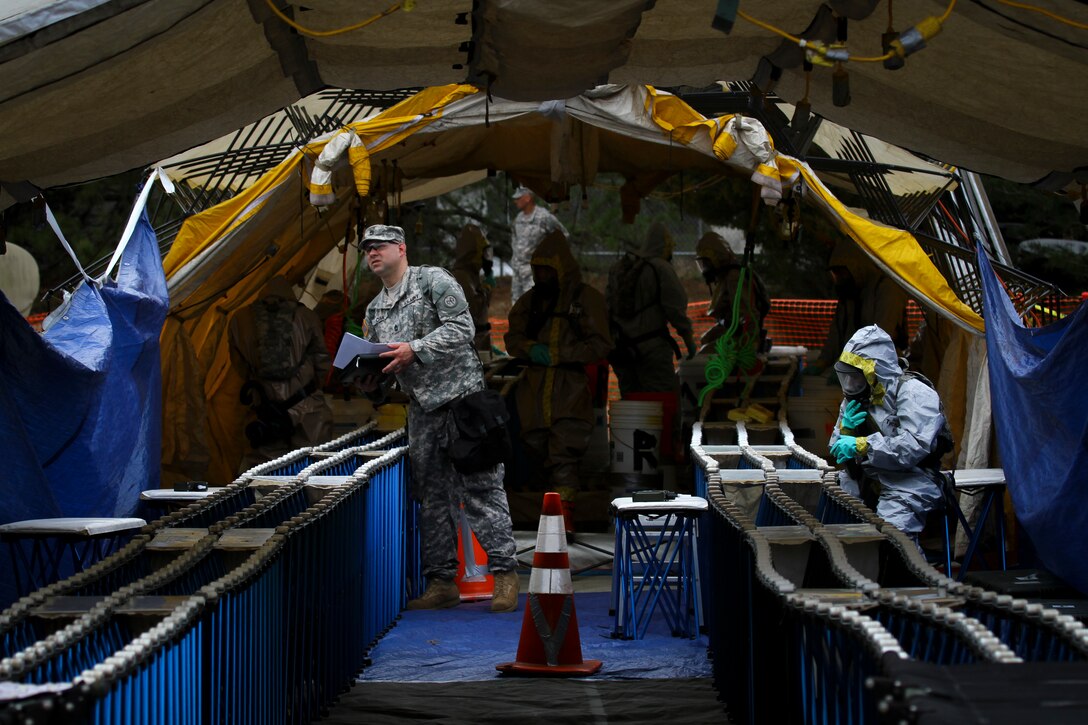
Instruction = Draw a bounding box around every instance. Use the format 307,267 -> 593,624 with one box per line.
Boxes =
978,245 -> 1088,595
0,207 -> 168,605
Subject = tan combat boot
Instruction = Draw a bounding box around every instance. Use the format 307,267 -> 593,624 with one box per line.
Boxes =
490,570 -> 520,613
406,579 -> 460,610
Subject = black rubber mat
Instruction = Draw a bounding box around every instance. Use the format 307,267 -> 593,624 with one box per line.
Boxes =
881,657 -> 1088,724
325,677 -> 730,724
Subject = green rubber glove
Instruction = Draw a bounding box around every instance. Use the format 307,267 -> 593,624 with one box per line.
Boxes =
529,343 -> 552,366
840,400 -> 868,430
830,435 -> 859,464
483,274 -> 496,288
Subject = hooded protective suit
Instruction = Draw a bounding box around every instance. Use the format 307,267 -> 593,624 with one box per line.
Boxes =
606,223 -> 695,395
450,224 -> 493,352
695,232 -> 770,352
228,275 -> 334,468
817,241 -> 909,368
828,325 -> 944,535
506,231 -> 612,489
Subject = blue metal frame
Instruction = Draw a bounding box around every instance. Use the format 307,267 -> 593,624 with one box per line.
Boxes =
611,511 -> 701,639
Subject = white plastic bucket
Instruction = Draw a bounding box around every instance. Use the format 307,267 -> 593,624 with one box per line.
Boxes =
580,407 -> 611,472
609,400 -> 664,475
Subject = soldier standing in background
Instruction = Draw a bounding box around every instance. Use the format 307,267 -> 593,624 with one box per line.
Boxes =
510,186 -> 567,303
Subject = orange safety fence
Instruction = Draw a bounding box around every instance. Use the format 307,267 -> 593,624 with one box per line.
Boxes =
488,299 -> 926,355
25,312 -> 47,333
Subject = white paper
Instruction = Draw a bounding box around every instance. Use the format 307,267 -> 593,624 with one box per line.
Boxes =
333,333 -> 392,368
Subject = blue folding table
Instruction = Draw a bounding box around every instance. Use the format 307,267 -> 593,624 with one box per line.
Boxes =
610,495 -> 707,640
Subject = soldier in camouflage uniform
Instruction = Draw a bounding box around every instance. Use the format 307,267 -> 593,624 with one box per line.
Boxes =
359,224 -> 519,613
228,275 -> 333,470
511,186 -> 567,303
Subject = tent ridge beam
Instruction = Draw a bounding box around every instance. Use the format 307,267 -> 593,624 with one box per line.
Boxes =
246,0 -> 324,98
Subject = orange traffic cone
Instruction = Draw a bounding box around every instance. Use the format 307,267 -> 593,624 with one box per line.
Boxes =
456,505 -> 493,601
496,492 -> 602,676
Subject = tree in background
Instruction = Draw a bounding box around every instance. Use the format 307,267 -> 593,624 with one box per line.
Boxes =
3,169 -> 144,312
982,176 -> 1087,294
5,167 -> 1084,315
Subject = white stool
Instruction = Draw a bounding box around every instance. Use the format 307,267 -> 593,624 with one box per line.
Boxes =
610,495 -> 707,639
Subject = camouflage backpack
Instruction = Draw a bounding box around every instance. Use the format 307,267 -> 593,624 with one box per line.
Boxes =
254,297 -> 300,380
608,253 -> 659,321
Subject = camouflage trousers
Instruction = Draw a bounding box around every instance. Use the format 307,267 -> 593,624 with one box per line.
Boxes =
510,260 -> 534,304
408,401 -> 518,581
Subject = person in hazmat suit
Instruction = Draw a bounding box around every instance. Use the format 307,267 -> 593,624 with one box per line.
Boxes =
828,325 -> 948,547
606,222 -> 697,395
510,186 -> 567,303
450,224 -> 496,354
228,275 -> 334,468
807,240 -> 909,376
505,230 -> 612,530
694,231 -> 770,354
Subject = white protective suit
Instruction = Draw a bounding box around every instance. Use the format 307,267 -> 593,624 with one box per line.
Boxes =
829,325 -> 945,535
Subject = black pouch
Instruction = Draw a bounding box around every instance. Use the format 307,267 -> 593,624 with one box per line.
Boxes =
448,389 -> 511,474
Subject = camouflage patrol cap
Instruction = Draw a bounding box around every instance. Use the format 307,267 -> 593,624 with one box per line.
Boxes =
361,224 -> 406,245
511,186 -> 532,200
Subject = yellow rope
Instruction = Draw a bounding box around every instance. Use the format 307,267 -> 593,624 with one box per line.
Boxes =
736,9 -> 802,45
939,0 -> 958,24
263,0 -> 403,38
995,0 -> 1088,30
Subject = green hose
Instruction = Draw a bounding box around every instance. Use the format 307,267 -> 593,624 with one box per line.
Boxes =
698,267 -> 760,407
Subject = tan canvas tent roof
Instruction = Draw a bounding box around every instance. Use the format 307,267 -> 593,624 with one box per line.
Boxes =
158,84 -> 984,484
1,0 -> 1085,200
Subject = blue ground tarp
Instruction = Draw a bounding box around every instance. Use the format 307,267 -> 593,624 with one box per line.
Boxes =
0,209 -> 167,606
361,590 -> 712,682
978,245 -> 1088,595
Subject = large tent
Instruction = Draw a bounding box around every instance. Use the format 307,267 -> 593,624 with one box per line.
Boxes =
0,0 -> 1085,206
159,83 -> 983,484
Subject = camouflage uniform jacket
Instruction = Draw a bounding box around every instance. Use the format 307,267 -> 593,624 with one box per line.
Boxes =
513,206 -> 566,267
364,265 -> 484,412
512,205 -> 566,284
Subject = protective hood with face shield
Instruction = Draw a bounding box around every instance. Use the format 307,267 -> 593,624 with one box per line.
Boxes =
452,224 -> 492,276
834,361 -> 870,403
826,324 -> 944,536
694,232 -> 736,286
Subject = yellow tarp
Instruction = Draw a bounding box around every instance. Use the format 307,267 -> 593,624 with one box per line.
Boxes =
160,83 -> 983,486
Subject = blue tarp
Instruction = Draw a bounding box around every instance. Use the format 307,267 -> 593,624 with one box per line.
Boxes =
0,209 -> 167,606
361,590 -> 712,682
978,245 -> 1088,595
